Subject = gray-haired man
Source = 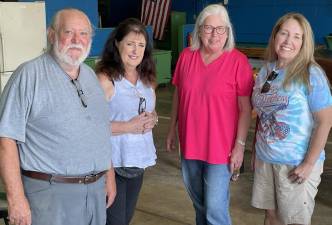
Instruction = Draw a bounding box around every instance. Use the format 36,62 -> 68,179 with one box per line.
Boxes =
0,9 -> 116,225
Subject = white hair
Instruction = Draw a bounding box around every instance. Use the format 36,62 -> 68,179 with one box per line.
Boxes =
191,4 -> 235,51
53,34 -> 92,67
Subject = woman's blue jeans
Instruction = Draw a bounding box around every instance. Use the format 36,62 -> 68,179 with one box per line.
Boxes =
181,158 -> 232,225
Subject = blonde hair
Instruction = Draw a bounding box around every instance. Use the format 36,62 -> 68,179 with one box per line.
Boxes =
191,4 -> 235,51
264,12 -> 321,90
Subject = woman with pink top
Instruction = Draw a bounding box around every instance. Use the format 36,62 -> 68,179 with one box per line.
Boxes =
166,4 -> 253,225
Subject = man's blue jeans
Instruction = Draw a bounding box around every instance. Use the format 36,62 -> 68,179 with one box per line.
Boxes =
181,158 -> 232,225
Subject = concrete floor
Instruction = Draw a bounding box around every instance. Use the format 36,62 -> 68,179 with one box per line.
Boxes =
0,84 -> 331,225
131,85 -> 332,225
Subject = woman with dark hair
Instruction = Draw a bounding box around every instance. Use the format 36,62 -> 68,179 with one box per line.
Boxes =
96,18 -> 158,225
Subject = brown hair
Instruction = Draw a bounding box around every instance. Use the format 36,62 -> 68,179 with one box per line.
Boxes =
96,18 -> 156,86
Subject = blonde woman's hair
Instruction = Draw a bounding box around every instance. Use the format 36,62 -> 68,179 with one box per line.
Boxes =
264,12 -> 322,90
191,4 -> 235,51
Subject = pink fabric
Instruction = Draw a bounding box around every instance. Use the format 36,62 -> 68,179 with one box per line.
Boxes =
173,48 -> 253,164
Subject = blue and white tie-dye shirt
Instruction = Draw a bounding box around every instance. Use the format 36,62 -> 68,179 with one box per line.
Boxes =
252,62 -> 332,165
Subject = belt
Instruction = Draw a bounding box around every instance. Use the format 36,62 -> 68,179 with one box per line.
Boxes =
21,169 -> 107,184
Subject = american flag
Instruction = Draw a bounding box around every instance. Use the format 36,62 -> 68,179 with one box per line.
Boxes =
140,0 -> 171,40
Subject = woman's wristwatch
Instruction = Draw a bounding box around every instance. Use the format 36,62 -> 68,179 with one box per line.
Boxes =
154,115 -> 159,126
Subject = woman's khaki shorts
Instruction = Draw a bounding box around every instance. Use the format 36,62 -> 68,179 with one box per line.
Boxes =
251,157 -> 323,225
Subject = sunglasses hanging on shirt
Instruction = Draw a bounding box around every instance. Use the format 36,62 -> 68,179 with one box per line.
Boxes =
71,79 -> 88,108
133,88 -> 146,114
261,70 -> 279,93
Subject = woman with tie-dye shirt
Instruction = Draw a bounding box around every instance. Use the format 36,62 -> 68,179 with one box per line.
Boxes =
251,13 -> 332,225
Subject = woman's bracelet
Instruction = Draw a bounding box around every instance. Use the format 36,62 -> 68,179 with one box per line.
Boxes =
236,139 -> 246,147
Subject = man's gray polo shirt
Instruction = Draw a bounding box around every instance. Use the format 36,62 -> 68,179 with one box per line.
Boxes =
0,53 -> 112,175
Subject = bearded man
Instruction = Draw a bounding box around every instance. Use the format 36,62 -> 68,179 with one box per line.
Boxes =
0,8 -> 116,225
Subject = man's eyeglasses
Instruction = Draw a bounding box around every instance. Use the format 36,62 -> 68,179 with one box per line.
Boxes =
138,97 -> 146,115
71,79 -> 87,108
201,25 -> 228,35
261,71 -> 279,93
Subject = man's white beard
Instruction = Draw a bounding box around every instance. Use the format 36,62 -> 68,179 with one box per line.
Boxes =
53,36 -> 91,67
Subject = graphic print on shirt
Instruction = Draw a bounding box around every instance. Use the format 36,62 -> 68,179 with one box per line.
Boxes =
254,88 -> 290,142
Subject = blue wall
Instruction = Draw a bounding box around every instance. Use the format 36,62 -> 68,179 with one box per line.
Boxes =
20,0 -> 332,46
172,0 -> 332,45
19,0 -> 99,27
19,0 -> 153,57
228,0 -> 332,44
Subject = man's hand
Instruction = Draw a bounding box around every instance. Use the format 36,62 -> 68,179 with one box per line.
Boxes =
7,195 -> 31,225
0,137 -> 31,225
105,169 -> 116,208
